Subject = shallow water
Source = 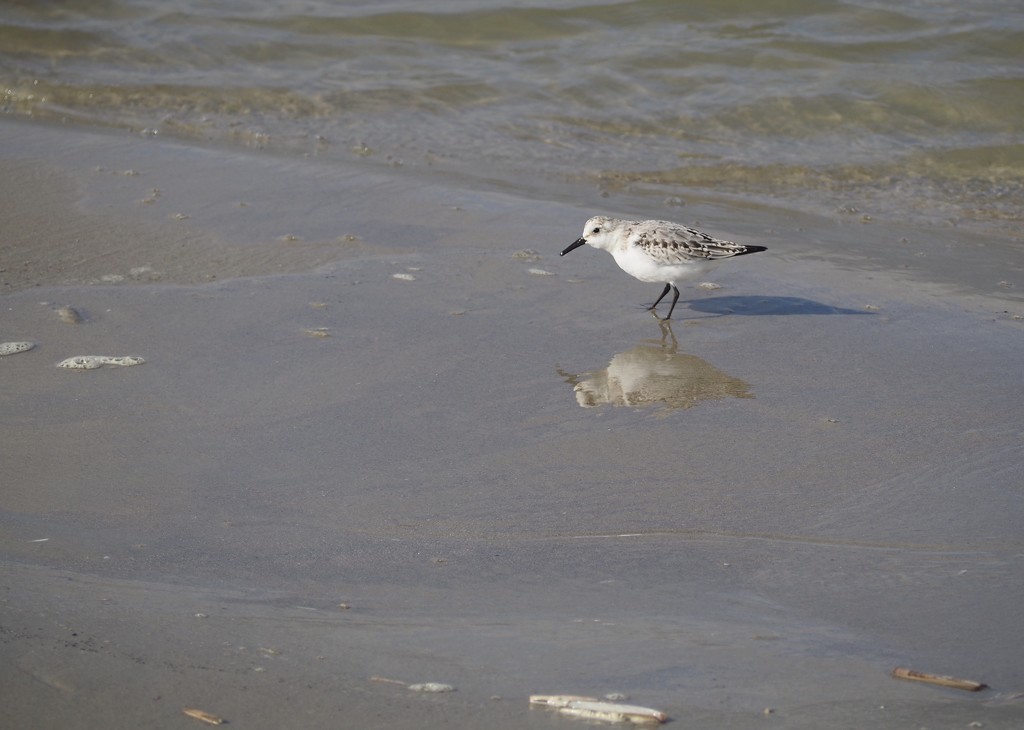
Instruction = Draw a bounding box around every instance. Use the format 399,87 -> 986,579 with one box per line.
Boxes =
3,0 -> 1023,237
2,102 -> 1023,729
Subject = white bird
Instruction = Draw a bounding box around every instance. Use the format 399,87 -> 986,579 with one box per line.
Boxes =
560,215 -> 767,319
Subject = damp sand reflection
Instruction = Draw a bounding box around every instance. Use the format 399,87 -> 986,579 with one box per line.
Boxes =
558,322 -> 753,411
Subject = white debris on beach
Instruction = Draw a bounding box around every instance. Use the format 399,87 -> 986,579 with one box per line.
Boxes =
57,355 -> 145,370
530,695 -> 667,725
407,682 -> 455,693
369,676 -> 456,693
301,327 -> 332,338
0,341 -> 35,356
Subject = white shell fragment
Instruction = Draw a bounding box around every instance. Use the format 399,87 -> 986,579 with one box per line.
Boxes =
0,341 -> 35,356
530,695 -> 667,725
407,682 -> 455,693
392,273 -> 417,281
57,355 -> 146,370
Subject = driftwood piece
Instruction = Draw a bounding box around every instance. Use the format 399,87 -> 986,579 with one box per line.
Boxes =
892,667 -> 987,692
182,707 -> 225,725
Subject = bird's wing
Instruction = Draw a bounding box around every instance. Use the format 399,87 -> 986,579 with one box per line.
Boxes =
633,222 -> 748,264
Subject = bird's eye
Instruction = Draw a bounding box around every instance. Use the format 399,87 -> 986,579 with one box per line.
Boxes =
591,227 -> 601,234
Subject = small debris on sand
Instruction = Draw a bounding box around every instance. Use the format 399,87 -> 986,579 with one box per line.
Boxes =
408,682 -> 456,693
57,355 -> 145,370
182,707 -> 224,725
369,676 -> 455,693
56,306 -> 84,324
0,341 -> 35,356
891,667 -> 987,692
530,695 -> 667,724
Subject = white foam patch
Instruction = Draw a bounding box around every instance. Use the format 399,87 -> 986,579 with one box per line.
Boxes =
57,355 -> 146,370
0,341 -> 35,356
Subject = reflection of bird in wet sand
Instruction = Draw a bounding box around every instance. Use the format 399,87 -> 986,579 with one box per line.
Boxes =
558,322 -> 753,410
561,216 -> 766,319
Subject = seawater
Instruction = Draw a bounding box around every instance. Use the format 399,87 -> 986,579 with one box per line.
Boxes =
2,0 -> 1022,237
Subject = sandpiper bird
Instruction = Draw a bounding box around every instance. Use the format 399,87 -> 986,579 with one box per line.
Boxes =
560,216 -> 767,319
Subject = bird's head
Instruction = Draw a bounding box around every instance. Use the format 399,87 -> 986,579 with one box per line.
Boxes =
561,216 -> 617,256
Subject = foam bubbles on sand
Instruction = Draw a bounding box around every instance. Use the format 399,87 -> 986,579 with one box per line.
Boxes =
0,341 -> 35,356
57,355 -> 145,370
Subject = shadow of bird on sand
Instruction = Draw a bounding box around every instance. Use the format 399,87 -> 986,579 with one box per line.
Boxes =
680,295 -> 873,317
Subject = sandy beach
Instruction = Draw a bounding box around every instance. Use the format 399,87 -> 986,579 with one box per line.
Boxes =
2,118 -> 1023,728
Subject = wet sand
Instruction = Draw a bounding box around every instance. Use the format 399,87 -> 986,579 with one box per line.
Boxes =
2,119 -> 1023,728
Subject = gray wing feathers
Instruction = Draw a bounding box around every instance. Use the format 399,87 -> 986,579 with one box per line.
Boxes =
631,221 -> 748,264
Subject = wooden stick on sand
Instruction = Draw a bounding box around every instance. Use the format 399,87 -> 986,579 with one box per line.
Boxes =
891,667 -> 987,692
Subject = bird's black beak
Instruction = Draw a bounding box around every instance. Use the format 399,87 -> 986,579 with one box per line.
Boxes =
560,237 -> 586,256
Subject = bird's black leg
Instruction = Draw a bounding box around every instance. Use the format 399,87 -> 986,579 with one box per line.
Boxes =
664,286 -> 681,320
649,283 -> 672,312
